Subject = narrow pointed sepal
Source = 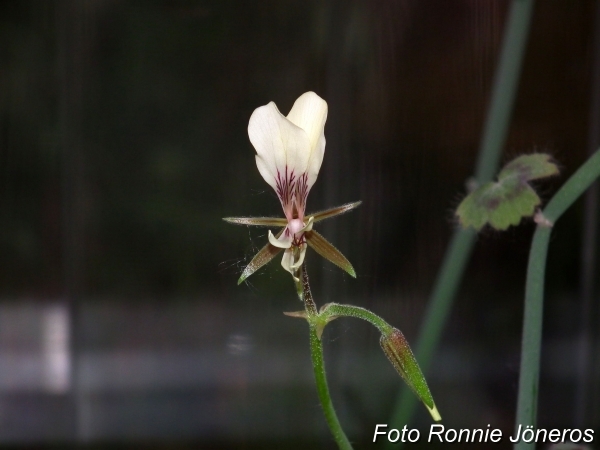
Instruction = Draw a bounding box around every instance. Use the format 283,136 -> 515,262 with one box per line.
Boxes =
223,216 -> 288,227
237,229 -> 285,284
380,328 -> 441,422
311,201 -> 362,223
283,310 -> 309,319
305,230 -> 356,277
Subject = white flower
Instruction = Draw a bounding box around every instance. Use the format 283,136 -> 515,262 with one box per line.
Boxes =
225,92 -> 360,283
247,92 -> 326,278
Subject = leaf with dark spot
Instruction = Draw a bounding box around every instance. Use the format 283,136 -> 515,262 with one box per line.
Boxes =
456,154 -> 559,231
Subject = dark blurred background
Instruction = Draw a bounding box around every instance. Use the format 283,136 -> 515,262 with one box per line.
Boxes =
0,0 -> 598,448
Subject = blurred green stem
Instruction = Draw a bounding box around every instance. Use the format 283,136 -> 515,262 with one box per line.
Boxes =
387,0 -> 535,438
515,149 -> 600,450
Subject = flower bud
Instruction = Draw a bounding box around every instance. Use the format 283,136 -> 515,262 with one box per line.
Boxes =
380,328 -> 441,421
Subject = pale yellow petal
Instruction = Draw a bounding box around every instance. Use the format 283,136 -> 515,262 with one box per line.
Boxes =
281,248 -> 295,278
300,216 -> 314,232
268,229 -> 292,248
290,243 -> 307,270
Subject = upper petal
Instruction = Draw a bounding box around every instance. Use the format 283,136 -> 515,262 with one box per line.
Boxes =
248,102 -> 311,189
286,92 -> 327,188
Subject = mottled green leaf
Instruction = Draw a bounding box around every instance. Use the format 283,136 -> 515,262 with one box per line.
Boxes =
498,153 -> 559,182
456,153 -> 559,231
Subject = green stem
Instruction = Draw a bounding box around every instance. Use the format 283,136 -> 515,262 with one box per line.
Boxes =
543,150 -> 600,223
514,226 -> 549,449
301,265 -> 352,450
514,149 -> 600,450
386,0 -> 535,440
321,303 -> 393,335
309,324 -> 353,450
300,264 -> 318,317
474,0 -> 536,182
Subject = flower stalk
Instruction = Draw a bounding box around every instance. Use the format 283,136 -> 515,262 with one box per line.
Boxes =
514,149 -> 600,450
309,325 -> 353,450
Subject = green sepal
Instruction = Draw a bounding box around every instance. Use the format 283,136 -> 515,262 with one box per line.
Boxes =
237,229 -> 284,284
305,230 -> 356,277
223,216 -> 287,227
311,201 -> 362,223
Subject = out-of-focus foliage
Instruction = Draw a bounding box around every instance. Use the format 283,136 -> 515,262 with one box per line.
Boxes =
456,153 -> 559,230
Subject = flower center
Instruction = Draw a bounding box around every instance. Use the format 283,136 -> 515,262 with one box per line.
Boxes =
288,218 -> 305,237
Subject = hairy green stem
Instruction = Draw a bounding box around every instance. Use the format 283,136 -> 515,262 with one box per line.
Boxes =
386,0 -> 535,439
301,265 -> 352,450
514,149 -> 600,450
321,303 -> 393,335
309,324 -> 353,450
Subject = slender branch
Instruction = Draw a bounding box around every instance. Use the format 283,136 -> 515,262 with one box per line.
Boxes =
386,0 -> 535,439
514,149 -> 600,450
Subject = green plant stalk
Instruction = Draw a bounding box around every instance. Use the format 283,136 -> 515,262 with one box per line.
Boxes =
514,225 -> 549,450
474,0 -> 536,181
321,303 -> 393,334
300,266 -> 352,450
309,324 -> 353,450
514,149 -> 600,450
387,0 -> 535,438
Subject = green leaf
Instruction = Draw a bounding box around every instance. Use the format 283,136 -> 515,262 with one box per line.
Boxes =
456,153 -> 559,231
498,153 -> 559,182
